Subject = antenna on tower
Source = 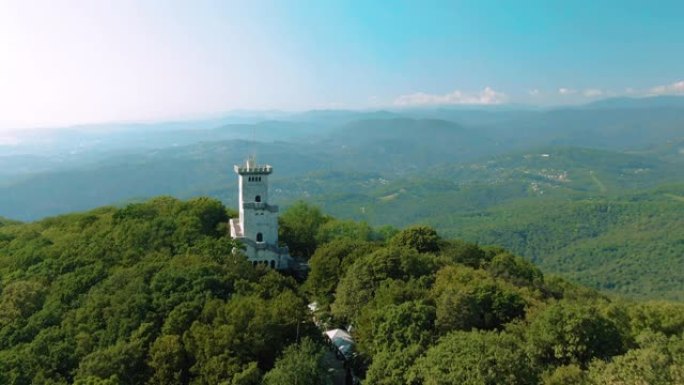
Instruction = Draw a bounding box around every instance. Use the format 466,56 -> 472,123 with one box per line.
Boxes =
248,118 -> 257,168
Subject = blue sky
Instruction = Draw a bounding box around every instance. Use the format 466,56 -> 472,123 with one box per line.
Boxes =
1,0 -> 683,130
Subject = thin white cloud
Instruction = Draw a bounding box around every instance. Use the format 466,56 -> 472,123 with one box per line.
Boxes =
649,80 -> 684,95
583,89 -> 603,97
528,89 -> 541,96
394,87 -> 507,106
558,88 -> 576,95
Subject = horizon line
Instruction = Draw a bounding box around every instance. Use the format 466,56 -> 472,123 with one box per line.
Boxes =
2,94 -> 683,134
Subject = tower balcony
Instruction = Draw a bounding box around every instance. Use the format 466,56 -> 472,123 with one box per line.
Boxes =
242,202 -> 279,212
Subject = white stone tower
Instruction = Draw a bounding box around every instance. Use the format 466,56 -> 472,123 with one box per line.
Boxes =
229,157 -> 292,269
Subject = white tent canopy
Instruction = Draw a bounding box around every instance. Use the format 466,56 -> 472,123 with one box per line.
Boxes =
325,328 -> 352,342
324,328 -> 354,359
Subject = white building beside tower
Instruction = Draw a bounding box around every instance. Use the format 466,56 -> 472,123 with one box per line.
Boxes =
229,157 -> 293,269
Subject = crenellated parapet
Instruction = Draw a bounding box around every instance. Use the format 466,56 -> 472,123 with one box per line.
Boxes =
234,157 -> 273,175
234,165 -> 273,175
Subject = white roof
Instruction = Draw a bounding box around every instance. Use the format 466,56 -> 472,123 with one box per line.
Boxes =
325,328 -> 353,342
324,328 -> 354,358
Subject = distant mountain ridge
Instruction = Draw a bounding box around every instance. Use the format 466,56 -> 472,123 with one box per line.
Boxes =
583,95 -> 684,109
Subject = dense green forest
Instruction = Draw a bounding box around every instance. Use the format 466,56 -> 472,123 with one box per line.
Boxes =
2,100 -> 683,302
297,155 -> 684,301
1,197 -> 683,384
336,183 -> 684,301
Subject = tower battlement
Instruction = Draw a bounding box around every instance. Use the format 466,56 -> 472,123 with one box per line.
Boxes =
234,157 -> 273,175
234,165 -> 273,175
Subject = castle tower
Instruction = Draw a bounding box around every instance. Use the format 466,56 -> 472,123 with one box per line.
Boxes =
229,157 -> 292,269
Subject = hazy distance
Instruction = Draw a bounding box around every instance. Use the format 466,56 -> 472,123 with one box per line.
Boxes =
1,0 -> 683,132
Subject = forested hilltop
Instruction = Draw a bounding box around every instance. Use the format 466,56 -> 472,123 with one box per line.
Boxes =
1,197 -> 683,385
2,99 -> 683,302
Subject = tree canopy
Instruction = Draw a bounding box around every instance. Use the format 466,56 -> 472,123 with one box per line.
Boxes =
0,198 -> 682,384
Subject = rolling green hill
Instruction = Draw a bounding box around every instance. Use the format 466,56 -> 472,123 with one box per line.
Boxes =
431,190 -> 684,301
311,190 -> 684,299
1,101 -> 683,302
280,149 -> 684,301
1,143 -> 683,300
0,197 -> 683,384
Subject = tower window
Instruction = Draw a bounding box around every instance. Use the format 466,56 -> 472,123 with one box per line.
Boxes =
256,233 -> 263,242
255,195 -> 261,202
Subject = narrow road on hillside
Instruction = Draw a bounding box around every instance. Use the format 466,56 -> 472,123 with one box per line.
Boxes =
589,170 -> 607,193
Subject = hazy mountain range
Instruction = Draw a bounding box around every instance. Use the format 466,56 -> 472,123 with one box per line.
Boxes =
1,95 -> 683,299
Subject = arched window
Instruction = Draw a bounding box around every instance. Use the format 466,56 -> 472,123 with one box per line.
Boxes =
256,233 -> 263,242
270,260 -> 275,268
255,195 -> 261,202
